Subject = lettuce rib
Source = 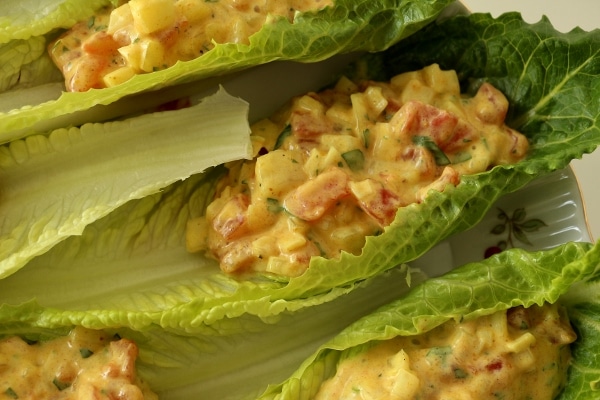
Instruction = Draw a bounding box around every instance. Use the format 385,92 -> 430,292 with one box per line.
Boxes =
0,87 -> 251,279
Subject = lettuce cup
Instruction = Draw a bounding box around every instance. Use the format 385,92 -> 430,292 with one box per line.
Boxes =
0,0 -> 457,141
0,241 -> 597,399
258,240 -> 600,400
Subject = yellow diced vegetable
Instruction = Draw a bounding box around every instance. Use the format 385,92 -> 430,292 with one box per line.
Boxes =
254,150 -> 306,200
130,0 -> 176,34
175,0 -> 212,22
278,232 -> 307,252
118,43 -> 143,71
421,63 -> 461,95
139,39 -> 165,72
107,3 -> 133,35
102,67 -> 136,87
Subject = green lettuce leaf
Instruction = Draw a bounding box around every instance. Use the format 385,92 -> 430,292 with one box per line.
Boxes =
0,87 -> 252,280
0,37 -> 48,91
0,0 -> 115,43
0,265 -> 428,399
1,242 -> 597,399
0,12 -> 599,336
257,240 -> 600,400
0,0 -> 456,142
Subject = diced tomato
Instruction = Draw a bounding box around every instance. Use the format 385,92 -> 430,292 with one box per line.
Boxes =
290,111 -> 334,139
392,101 -> 458,143
485,360 -> 504,372
472,82 -> 509,125
212,194 -> 250,240
416,166 -> 460,201
350,179 -> 403,226
82,31 -> 121,56
441,119 -> 475,153
284,168 -> 348,221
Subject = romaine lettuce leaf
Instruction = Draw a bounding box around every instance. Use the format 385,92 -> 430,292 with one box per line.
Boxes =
0,87 -> 252,280
1,242 -> 597,399
0,0 -> 115,43
0,0 -> 456,142
0,36 -> 47,91
0,12 -> 599,336
0,265 -> 428,399
257,240 -> 600,400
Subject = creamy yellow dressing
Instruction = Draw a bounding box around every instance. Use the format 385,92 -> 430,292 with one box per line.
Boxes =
186,64 -> 529,276
0,327 -> 157,400
49,0 -> 331,91
315,303 -> 576,400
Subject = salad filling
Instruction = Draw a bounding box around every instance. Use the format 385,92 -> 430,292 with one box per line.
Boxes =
186,64 -> 529,276
49,0 -> 331,91
0,327 -> 157,399
315,303 -> 576,400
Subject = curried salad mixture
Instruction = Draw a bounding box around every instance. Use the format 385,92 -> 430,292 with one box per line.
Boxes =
48,0 -> 331,91
315,303 -> 576,400
186,64 -> 529,276
0,327 -> 157,399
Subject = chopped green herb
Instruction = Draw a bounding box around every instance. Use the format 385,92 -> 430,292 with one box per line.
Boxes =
362,129 -> 371,148
426,346 -> 452,363
80,348 -> 94,359
266,198 -> 283,213
23,337 -> 38,345
542,362 -> 557,371
342,149 -> 365,172
311,239 -> 327,257
274,125 -> 292,150
4,388 -> 18,399
53,378 -> 71,391
412,136 -> 451,166
87,16 -> 96,29
520,320 -> 529,330
453,368 -> 468,379
451,151 -> 472,164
